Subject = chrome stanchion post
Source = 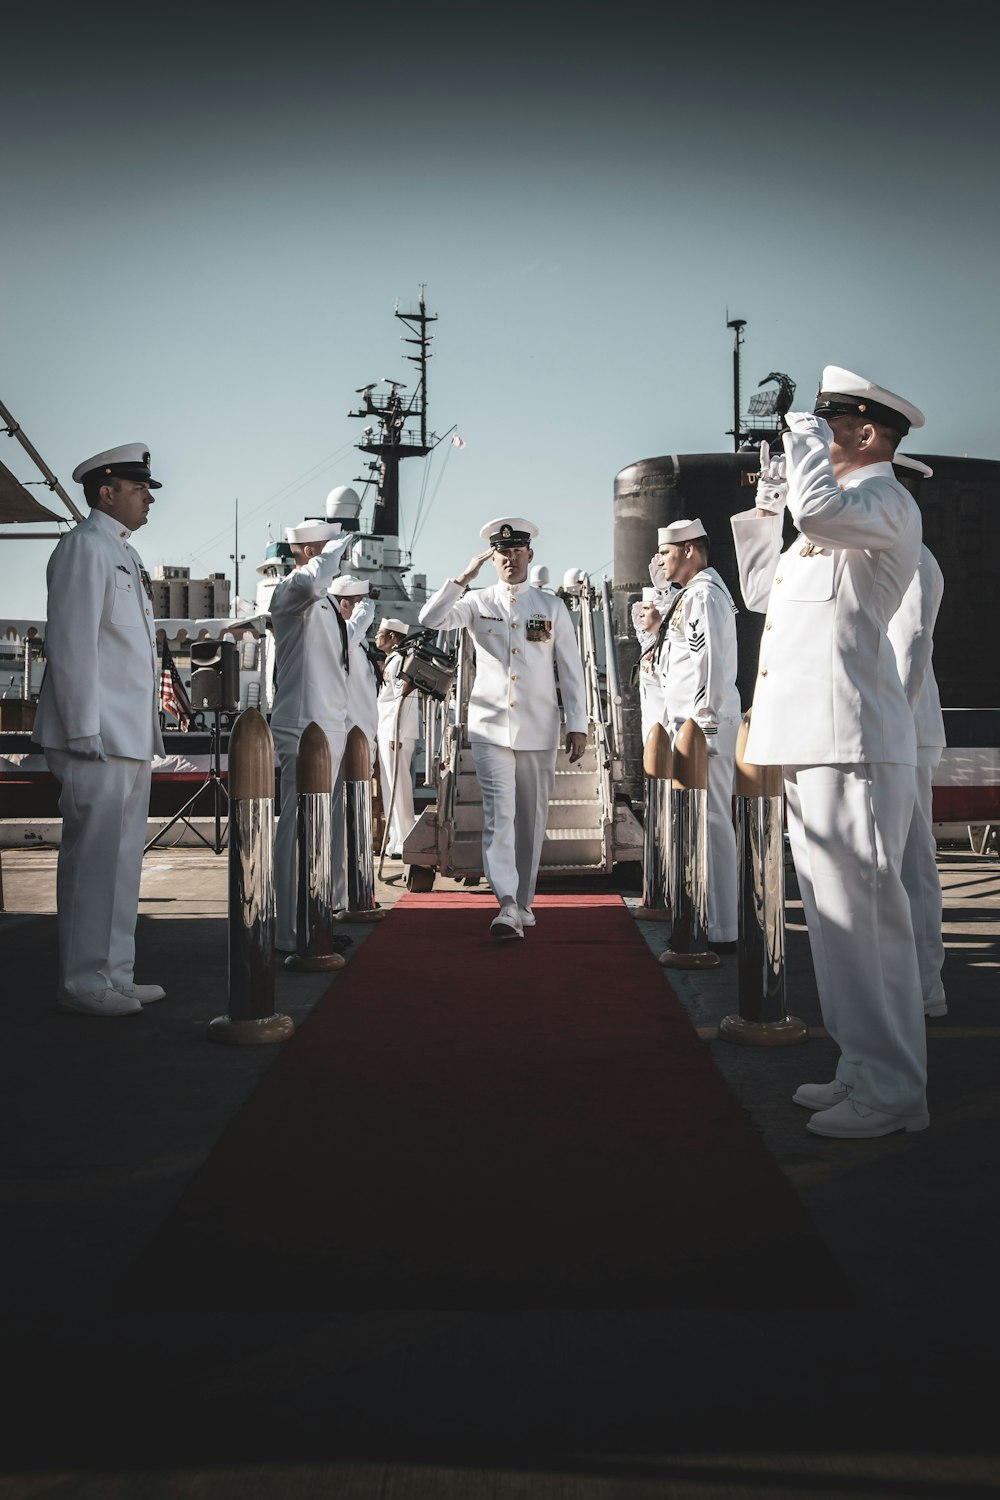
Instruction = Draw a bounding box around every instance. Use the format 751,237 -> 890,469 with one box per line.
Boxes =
658,718 -> 720,970
209,708 -> 294,1045
339,725 -> 388,924
285,721 -> 346,973
639,723 -> 673,922
719,715 -> 807,1044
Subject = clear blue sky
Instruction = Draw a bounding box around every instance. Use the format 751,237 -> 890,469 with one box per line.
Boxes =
3,3 -> 997,620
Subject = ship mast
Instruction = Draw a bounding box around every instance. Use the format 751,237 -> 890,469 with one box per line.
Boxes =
348,288 -> 437,539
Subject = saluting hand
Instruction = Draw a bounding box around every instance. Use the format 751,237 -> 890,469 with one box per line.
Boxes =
756,439 -> 788,516
455,548 -> 495,587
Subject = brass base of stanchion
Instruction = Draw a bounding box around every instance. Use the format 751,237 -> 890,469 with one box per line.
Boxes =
283,951 -> 347,972
718,1014 -> 809,1046
337,906 -> 389,923
207,1013 -> 296,1045
658,949 -> 722,970
636,906 -> 673,922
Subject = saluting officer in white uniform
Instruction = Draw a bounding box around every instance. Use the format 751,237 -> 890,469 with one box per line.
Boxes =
330,575 -> 378,762
732,366 -> 926,1139
419,517 -> 589,938
376,616 -> 420,858
34,444 -> 166,1016
630,586 -> 671,746
889,455 -> 947,1018
649,518 -> 741,946
269,519 -> 352,951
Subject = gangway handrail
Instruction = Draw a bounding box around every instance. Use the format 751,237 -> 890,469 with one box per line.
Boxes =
601,577 -> 623,762
575,580 -> 616,845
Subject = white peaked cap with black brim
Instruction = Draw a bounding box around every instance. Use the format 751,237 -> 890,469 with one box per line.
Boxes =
814,366 -> 925,434
72,443 -> 162,488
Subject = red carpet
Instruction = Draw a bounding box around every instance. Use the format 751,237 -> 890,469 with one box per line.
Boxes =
130,894 -> 849,1308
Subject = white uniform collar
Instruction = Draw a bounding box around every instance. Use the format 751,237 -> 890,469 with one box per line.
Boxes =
89,506 -> 133,542
841,460 -> 896,489
499,580 -> 526,600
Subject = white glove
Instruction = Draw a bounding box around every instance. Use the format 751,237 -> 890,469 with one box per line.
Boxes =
756,440 -> 788,515
784,410 -> 834,444
321,534 -> 350,557
706,739 -> 719,759
649,554 -> 668,589
67,735 -> 107,761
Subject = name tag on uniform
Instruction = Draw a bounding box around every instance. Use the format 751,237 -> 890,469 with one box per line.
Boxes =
526,616 -> 552,642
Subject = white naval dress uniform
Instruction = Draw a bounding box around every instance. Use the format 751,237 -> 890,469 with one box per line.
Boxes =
419,578 -> 588,909
269,535 -> 352,950
34,507 -> 164,1000
630,595 -> 670,746
731,415 -> 925,1118
377,648 -> 420,854
343,595 -> 379,761
888,545 -> 947,1014
657,567 -> 741,944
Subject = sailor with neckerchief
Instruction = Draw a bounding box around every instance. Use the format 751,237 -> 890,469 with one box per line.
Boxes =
269,518 -> 353,951
648,517 -> 741,947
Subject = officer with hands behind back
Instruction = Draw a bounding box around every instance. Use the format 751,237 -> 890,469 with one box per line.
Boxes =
419,517 -> 588,939
34,444 -> 166,1016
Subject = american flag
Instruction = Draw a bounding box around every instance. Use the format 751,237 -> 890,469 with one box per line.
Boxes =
160,638 -> 192,729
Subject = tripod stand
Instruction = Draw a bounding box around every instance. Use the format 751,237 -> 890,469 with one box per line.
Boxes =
145,708 -> 231,854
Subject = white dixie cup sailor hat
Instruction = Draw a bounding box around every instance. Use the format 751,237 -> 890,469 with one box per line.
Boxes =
328,574 -> 369,597
479,516 -> 539,546
893,453 -> 934,479
657,518 -> 707,546
641,587 -> 659,603
813,366 -> 925,433
379,617 -> 410,636
285,520 -> 343,544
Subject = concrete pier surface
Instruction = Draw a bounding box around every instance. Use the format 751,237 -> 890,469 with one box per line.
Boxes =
1,836 -> 999,1498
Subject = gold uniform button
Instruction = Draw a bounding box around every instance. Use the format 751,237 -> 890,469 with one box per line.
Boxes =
760,667 -> 769,676
774,575 -> 783,584
512,647 -> 519,655
510,700 -> 517,708
511,674 -> 519,682
765,620 -> 772,630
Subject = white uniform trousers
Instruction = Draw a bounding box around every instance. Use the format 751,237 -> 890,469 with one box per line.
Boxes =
784,763 -> 927,1118
902,757 -> 946,1011
705,716 -> 739,944
45,750 -> 152,1000
471,742 -> 557,910
272,723 -> 347,952
377,737 -> 416,853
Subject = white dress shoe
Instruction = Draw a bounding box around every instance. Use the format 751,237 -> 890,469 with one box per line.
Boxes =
116,982 -> 166,1005
517,906 -> 536,928
806,1097 -> 929,1139
57,988 -> 143,1017
792,1079 -> 852,1111
490,902 -> 524,940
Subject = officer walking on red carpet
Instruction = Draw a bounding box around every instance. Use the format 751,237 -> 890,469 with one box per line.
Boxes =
34,444 -> 166,1016
731,366 -> 927,1140
419,517 -> 588,938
